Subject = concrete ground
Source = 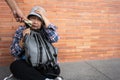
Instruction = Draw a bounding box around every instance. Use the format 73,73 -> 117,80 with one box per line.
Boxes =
0,58 -> 120,80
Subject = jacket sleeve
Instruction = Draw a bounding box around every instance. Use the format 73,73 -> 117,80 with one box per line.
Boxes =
44,24 -> 60,43
10,26 -> 25,57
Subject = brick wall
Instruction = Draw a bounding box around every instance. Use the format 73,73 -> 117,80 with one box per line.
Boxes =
0,0 -> 120,66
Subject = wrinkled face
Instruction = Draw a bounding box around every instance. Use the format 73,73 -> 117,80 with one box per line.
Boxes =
29,15 -> 42,29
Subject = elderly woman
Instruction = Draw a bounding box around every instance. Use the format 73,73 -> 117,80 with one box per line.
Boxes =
4,6 -> 62,80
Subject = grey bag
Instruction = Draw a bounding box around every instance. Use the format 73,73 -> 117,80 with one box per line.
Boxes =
24,30 -> 57,67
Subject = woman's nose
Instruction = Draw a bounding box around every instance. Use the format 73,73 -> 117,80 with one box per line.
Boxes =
33,19 -> 38,23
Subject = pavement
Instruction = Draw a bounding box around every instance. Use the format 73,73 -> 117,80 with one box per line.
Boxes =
0,58 -> 120,80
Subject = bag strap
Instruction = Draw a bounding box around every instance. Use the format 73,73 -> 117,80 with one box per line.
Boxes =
44,40 -> 56,65
33,33 -> 43,63
39,35 -> 55,62
43,30 -> 57,64
36,33 -> 51,63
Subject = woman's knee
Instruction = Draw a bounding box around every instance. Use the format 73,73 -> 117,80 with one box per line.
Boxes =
10,60 -> 26,72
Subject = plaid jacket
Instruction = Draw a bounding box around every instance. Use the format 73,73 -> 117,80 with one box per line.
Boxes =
10,24 -> 59,58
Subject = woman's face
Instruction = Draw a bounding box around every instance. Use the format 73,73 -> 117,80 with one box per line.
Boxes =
29,15 -> 42,29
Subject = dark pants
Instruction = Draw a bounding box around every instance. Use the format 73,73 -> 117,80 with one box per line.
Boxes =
10,59 -> 58,80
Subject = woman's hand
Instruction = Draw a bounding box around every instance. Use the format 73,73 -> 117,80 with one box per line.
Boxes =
35,8 -> 46,17
23,28 -> 31,37
19,28 -> 30,48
